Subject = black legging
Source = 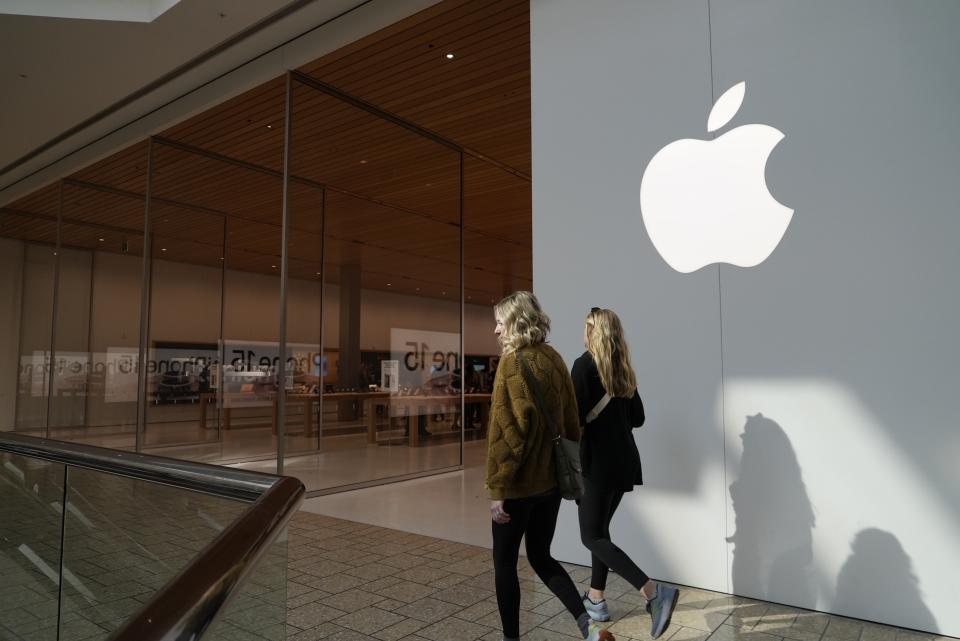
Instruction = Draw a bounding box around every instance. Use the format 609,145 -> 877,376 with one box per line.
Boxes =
492,490 -> 586,638
579,476 -> 650,591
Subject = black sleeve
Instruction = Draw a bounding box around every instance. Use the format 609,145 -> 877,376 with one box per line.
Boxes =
570,356 -> 590,426
630,389 -> 645,428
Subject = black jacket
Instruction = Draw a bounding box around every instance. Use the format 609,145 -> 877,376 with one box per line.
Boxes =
571,351 -> 645,491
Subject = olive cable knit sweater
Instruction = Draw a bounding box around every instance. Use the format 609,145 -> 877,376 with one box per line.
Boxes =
485,343 -> 581,500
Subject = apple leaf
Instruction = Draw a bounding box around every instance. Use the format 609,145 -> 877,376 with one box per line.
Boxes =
707,81 -> 746,133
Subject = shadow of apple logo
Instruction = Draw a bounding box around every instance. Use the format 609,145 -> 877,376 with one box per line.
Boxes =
639,81 -> 793,274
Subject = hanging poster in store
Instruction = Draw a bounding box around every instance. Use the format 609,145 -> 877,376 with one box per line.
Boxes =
221,340 -> 321,407
389,328 -> 460,393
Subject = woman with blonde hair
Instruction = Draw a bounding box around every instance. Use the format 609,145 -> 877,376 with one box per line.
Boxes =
573,308 -> 679,639
486,292 -> 614,641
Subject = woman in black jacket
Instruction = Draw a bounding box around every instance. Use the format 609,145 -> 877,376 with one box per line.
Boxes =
572,308 -> 679,639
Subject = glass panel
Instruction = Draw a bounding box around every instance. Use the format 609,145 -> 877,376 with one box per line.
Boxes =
58,467 -> 247,640
144,143 -> 227,459
281,180 -> 324,459
145,141 -> 284,468
220,159 -> 283,464
462,157 -> 532,463
48,163 -> 146,449
283,78 -> 463,491
0,453 -> 65,641
1,184 -> 60,435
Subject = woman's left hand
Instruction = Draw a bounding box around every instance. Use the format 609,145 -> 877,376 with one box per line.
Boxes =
490,500 -> 510,524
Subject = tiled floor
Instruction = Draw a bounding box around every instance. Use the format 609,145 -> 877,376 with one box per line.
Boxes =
285,512 -> 948,641
1,448 -> 950,641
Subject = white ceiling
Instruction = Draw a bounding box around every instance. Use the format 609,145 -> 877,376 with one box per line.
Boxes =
0,0 -> 304,172
0,0 -> 182,22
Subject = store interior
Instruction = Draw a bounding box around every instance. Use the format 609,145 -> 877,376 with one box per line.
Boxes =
0,0 -> 531,494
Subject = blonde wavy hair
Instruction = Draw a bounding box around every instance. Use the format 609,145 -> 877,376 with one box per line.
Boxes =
586,308 -> 637,398
494,291 -> 551,354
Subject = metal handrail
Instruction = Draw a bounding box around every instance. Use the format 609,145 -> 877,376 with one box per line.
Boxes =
0,432 -> 305,641
0,432 -> 276,500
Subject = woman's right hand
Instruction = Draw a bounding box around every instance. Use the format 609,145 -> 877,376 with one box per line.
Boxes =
490,500 -> 510,524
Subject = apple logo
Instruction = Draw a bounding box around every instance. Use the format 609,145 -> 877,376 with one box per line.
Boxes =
639,81 -> 793,273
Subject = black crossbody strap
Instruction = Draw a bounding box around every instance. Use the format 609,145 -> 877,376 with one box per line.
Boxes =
516,351 -> 561,440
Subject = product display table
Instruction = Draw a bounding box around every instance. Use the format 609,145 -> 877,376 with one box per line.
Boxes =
365,393 -> 492,446
199,391 -> 491,444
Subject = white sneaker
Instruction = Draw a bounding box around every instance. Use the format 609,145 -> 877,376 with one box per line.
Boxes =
582,592 -> 611,622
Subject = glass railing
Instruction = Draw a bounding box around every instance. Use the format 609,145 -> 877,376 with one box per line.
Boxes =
0,432 -> 303,641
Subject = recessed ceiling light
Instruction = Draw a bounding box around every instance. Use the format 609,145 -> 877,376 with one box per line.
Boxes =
161,248 -> 167,252
220,257 -> 225,261
387,283 -> 392,286
266,124 -> 273,129
316,272 -> 321,276
445,53 -> 455,60
271,265 -> 277,269
359,159 -> 367,164
442,291 -> 446,295
98,238 -> 104,242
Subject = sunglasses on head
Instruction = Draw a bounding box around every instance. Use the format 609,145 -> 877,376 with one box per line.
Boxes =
590,307 -> 601,314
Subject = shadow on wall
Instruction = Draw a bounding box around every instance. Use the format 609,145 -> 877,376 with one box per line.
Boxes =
835,528 -> 938,633
727,413 -> 816,608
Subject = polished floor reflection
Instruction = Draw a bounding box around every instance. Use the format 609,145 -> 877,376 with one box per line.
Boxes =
42,409 -> 473,493
300,440 -> 490,545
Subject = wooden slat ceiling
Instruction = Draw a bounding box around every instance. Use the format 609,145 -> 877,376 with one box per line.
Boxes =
0,0 -> 531,304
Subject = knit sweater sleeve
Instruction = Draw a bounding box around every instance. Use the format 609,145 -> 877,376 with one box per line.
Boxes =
485,353 -> 537,500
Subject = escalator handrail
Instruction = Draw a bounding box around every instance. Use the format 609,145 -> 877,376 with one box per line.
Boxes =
0,432 -> 305,641
109,474 -> 303,641
0,431 -> 277,501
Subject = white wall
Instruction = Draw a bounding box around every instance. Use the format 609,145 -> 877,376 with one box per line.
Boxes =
532,0 -> 960,635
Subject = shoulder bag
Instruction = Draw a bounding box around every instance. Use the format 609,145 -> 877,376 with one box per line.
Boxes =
516,352 -> 584,501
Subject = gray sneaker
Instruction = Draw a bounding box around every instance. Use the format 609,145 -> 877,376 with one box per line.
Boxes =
649,583 -> 680,639
582,592 -> 611,622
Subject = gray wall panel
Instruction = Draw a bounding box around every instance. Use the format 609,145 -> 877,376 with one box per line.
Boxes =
712,0 -> 960,631
532,0 -> 959,633
532,0 -> 728,592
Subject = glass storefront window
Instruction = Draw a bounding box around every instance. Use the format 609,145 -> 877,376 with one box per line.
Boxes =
0,69 -> 526,495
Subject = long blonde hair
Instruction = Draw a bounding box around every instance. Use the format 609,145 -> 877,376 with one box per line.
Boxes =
586,308 -> 637,397
494,291 -> 551,354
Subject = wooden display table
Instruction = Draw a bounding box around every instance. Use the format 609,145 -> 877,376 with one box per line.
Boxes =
366,393 -> 492,446
270,391 -> 390,437
200,390 -> 491,444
